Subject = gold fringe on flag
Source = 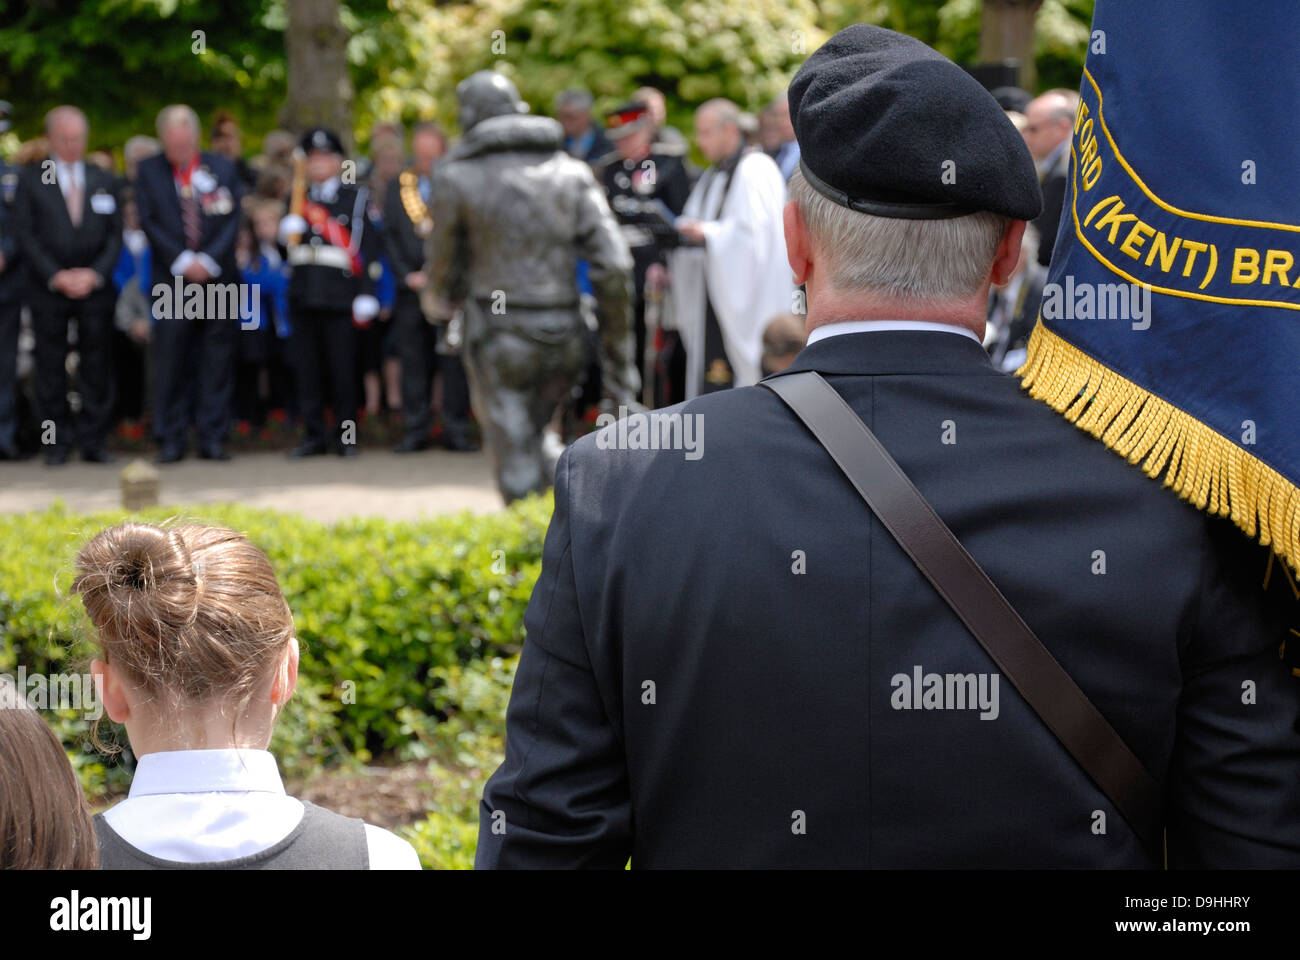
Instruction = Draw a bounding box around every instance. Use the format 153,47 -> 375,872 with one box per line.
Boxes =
1016,318 -> 1300,574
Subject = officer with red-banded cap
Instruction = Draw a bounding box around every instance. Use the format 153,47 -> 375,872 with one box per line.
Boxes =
278,127 -> 382,457
594,102 -> 692,406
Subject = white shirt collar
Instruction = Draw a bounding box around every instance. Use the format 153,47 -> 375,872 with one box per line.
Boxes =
127,748 -> 286,798
56,159 -> 84,189
805,319 -> 983,346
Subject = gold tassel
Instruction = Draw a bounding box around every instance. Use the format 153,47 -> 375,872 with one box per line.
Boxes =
1017,319 -> 1300,574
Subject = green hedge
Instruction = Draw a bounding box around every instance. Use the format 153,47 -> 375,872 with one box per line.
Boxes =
0,497 -> 552,868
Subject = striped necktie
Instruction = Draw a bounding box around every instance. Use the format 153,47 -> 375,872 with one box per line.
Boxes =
181,190 -> 201,250
175,159 -> 202,250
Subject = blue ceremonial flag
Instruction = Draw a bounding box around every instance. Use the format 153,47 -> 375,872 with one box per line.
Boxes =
1018,0 -> 1300,571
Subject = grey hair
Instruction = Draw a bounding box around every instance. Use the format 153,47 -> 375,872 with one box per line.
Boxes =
554,89 -> 593,112
698,98 -> 740,131
787,166 -> 1008,302
123,135 -> 160,162
156,104 -> 201,140
1037,89 -> 1079,125
44,105 -> 87,135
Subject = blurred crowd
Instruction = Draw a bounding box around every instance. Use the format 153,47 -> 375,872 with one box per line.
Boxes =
0,78 -> 1072,464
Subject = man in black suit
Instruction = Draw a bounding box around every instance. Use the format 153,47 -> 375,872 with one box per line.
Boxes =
383,122 -> 473,453
1023,89 -> 1076,269
476,25 -> 1300,868
14,105 -> 122,465
135,103 -> 243,462
556,89 -> 613,167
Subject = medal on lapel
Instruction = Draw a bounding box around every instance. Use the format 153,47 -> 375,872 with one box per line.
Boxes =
192,167 -> 217,194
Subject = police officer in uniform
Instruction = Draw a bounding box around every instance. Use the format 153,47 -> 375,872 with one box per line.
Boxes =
595,102 -> 692,406
476,25 -> 1300,868
279,128 -> 381,457
382,122 -> 473,453
0,101 -> 23,460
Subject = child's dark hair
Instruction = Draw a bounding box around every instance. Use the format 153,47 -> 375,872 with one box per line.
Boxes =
0,680 -> 99,868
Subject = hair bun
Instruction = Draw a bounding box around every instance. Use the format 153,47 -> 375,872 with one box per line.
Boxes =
113,540 -> 159,592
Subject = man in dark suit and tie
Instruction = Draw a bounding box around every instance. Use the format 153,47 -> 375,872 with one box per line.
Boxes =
476,26 -> 1300,868
1023,89 -> 1076,269
135,103 -> 243,462
383,121 -> 473,453
14,105 -> 122,465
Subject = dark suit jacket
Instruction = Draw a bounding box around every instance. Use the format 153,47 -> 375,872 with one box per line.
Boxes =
14,160 -> 122,311
1035,145 -> 1070,268
476,330 -> 1300,868
135,151 -> 242,286
384,171 -> 428,282
0,162 -> 22,304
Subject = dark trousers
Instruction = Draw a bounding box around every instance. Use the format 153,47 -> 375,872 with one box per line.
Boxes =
234,323 -> 299,426
438,350 -> 471,437
393,292 -> 470,443
112,327 -> 147,422
152,300 -> 235,451
0,299 -> 19,450
291,305 -> 358,446
32,298 -> 116,453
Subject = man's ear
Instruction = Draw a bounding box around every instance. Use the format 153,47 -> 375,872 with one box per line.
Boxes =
784,199 -> 812,286
91,658 -> 131,724
990,219 -> 1028,286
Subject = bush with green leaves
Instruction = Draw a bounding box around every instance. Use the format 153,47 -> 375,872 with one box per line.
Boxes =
0,497 -> 551,805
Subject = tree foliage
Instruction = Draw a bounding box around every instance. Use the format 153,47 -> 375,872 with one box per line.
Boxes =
0,0 -> 1095,153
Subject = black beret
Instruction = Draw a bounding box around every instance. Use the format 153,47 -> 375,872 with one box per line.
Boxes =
300,126 -> 344,155
788,24 -> 1042,221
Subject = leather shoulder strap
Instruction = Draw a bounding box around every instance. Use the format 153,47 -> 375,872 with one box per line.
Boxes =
761,369 -> 1163,857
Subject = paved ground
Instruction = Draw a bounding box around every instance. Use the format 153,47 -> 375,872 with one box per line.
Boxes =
0,448 -> 505,521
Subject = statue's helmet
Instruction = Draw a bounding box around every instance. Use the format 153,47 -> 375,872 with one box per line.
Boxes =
456,70 -> 528,132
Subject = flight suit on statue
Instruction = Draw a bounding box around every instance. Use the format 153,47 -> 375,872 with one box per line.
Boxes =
427,70 -> 638,504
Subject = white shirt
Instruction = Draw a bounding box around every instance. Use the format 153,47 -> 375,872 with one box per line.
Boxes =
101,748 -> 421,869
55,159 -> 85,201
805,318 -> 983,346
